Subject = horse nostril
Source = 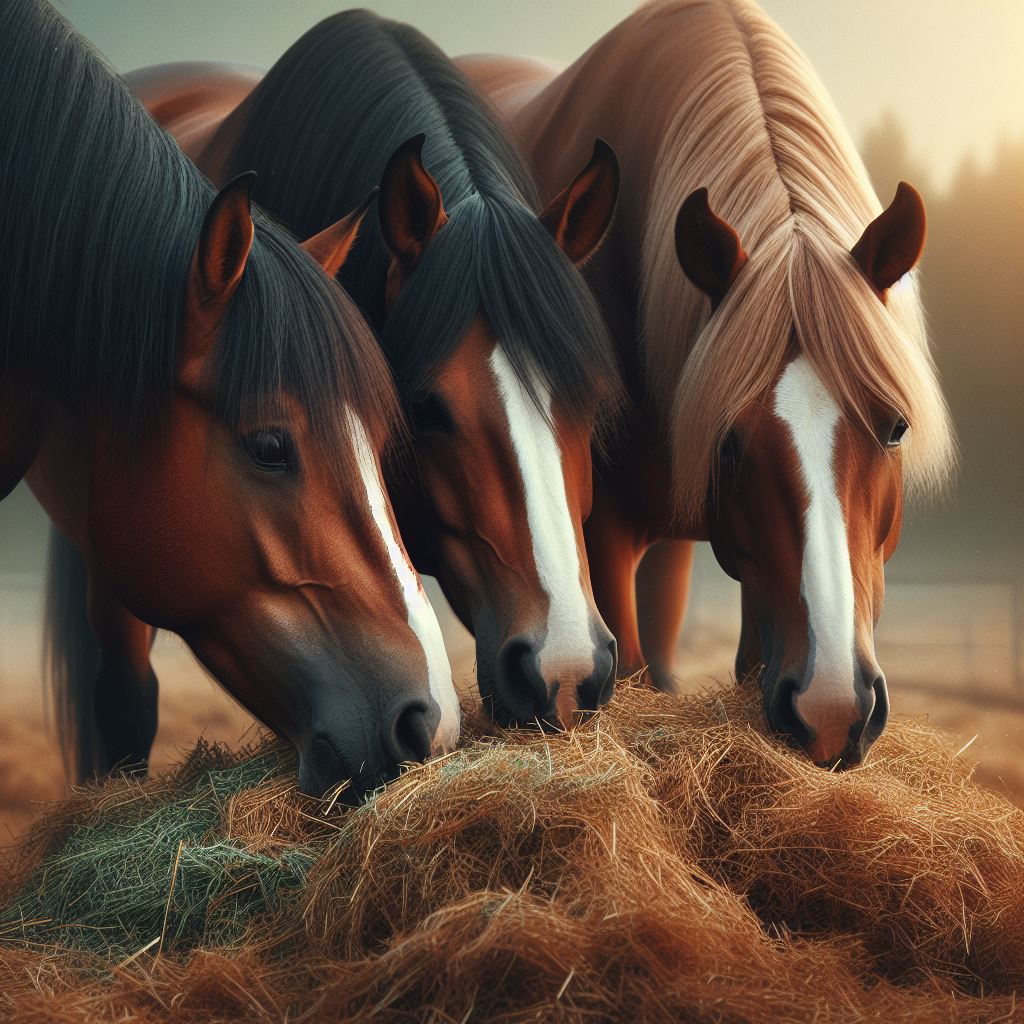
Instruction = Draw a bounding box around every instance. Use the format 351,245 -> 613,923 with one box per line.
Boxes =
861,674 -> 889,749
583,637 -> 617,709
494,636 -> 548,723
767,677 -> 812,751
384,699 -> 432,765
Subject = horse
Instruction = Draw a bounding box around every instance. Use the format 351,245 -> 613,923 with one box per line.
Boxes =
0,0 -> 460,801
460,0 -> 955,766
122,10 -> 625,730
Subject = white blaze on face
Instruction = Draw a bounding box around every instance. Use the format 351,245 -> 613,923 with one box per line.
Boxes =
772,357 -> 858,720
345,407 -> 461,749
488,347 -> 596,683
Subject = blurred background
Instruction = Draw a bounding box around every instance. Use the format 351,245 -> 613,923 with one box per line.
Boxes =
1,1 -> 1021,837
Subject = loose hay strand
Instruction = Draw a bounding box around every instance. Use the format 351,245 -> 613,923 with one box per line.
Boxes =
157,839 -> 185,959
115,935 -> 159,971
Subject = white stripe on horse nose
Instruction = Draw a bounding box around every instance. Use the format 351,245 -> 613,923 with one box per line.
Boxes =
346,406 -> 460,750
489,346 -> 597,689
772,357 -> 859,730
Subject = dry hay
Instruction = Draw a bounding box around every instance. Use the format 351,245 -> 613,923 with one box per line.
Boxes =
1,679 -> 1023,1023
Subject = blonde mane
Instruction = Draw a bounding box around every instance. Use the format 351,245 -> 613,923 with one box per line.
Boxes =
639,0 -> 955,523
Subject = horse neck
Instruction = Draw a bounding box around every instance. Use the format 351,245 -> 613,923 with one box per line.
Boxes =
508,2 -> 730,401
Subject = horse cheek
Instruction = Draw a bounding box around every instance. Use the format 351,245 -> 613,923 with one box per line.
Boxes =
88,414 -> 240,630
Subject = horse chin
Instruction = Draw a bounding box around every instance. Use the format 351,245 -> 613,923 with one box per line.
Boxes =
297,733 -> 352,800
297,732 -> 399,804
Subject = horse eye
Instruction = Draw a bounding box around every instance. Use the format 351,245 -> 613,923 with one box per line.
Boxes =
410,392 -> 454,435
242,428 -> 292,471
886,418 -> 908,448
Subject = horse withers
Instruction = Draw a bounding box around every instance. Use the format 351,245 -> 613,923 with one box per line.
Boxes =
1,0 -> 459,800
460,0 -> 954,766
128,11 -> 625,730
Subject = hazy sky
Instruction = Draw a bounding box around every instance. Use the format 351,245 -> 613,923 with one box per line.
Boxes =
57,0 -> 1022,189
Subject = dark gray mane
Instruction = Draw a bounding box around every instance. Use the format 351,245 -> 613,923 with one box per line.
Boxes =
214,10 -> 620,422
0,0 -> 396,464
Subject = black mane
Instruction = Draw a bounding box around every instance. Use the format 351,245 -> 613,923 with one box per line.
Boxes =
0,0 -> 396,465
214,10 -> 620,421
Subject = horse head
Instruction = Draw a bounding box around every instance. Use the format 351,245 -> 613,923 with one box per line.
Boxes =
676,183 -> 929,766
88,175 -> 460,798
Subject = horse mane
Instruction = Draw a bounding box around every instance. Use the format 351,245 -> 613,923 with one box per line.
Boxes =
213,10 -> 619,423
0,0 -> 398,475
638,0 -> 955,522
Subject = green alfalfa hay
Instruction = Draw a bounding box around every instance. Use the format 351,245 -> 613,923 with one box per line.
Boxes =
0,744 -> 316,959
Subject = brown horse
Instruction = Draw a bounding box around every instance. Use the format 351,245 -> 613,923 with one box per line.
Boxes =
2,0 -> 459,800
461,0 -> 955,766
124,11 -> 624,730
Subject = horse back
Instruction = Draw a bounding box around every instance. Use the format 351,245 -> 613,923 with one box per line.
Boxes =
455,54 -> 563,118
125,61 -> 264,171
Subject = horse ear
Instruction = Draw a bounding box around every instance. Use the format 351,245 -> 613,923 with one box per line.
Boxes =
674,188 -> 748,308
851,181 -> 926,296
189,172 -> 256,311
301,187 -> 379,277
540,139 -> 620,265
378,134 -> 447,269
180,173 -> 256,386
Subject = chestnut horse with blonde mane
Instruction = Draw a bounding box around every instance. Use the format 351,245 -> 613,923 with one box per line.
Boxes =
3,0 -> 460,801
124,11 -> 624,730
462,0 -> 954,766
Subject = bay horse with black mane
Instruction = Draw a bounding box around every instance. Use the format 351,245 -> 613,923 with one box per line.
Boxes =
1,0 -> 460,799
126,10 -> 624,729
461,0 -> 955,766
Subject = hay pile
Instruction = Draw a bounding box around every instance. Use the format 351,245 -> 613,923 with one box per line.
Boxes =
1,680 -> 1023,1023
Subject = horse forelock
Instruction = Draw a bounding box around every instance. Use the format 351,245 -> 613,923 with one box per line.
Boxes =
383,193 -> 622,438
633,0 -> 954,525
216,220 -> 402,489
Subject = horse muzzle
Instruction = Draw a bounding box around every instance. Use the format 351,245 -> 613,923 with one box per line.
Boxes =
765,666 -> 889,768
487,626 -> 617,729
298,695 -> 437,802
